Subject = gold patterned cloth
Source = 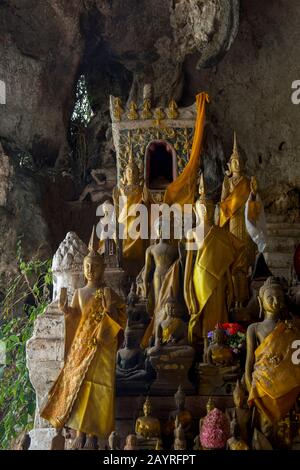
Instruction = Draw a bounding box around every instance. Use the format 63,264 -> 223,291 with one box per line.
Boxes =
248,322 -> 300,423
41,288 -> 126,437
184,226 -> 246,342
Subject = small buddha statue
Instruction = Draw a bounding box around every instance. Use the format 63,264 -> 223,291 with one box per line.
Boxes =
173,418 -> 186,450
116,325 -> 152,393
143,219 -> 178,314
206,328 -> 234,366
197,325 -> 241,395
124,434 -> 138,450
226,379 -> 251,444
147,298 -> 195,393
199,397 -> 215,433
108,431 -> 121,450
165,385 -> 193,437
226,419 -> 249,450
135,396 -> 161,440
155,439 -> 164,450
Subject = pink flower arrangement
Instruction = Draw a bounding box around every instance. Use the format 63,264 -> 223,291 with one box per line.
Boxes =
200,408 -> 230,449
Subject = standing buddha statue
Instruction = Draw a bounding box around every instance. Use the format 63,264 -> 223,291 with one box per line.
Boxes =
219,132 -> 265,305
113,145 -> 147,276
41,227 -> 126,449
184,173 -> 247,344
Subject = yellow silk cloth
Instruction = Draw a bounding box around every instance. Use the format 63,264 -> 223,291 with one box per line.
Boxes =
141,259 -> 182,348
163,92 -> 209,207
185,226 -> 246,342
248,322 -> 300,423
219,178 -> 251,227
115,186 -> 148,276
41,288 -> 126,437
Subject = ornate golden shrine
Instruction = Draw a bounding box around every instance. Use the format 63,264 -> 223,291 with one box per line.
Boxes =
109,93 -> 197,202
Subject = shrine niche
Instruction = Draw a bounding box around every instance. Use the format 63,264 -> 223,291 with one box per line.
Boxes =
145,140 -> 177,190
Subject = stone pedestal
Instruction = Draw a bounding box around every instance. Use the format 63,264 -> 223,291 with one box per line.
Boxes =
196,362 -> 241,396
26,301 -> 65,449
149,352 -> 195,395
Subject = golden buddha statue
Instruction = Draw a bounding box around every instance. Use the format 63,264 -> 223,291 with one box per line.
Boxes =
41,227 -> 126,449
245,276 -> 300,431
227,379 -> 251,445
113,145 -> 147,276
184,173 -> 247,343
135,397 -> 161,440
219,132 -> 263,304
206,328 -> 234,366
173,418 -> 186,450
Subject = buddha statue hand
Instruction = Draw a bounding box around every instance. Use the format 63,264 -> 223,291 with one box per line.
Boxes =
59,287 -> 68,314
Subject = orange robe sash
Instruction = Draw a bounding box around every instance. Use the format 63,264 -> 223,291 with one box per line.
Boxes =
219,178 -> 250,227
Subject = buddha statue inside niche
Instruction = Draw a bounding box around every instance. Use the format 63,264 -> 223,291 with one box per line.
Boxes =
135,397 -> 161,449
147,298 -> 195,394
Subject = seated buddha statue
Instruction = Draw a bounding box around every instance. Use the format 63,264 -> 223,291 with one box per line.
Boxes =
147,298 -> 195,393
206,328 -> 235,366
135,397 -> 161,449
245,276 -> 300,440
116,326 -> 152,393
165,385 -> 193,438
197,326 -> 241,396
226,419 -> 250,450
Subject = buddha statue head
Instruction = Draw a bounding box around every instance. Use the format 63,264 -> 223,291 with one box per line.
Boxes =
124,146 -> 140,187
83,226 -> 105,283
206,396 -> 215,414
258,276 -> 286,320
164,297 -> 178,319
143,396 -> 152,417
124,434 -> 138,450
174,385 -> 186,411
212,327 -> 227,345
227,132 -> 244,176
195,173 -> 215,225
123,327 -> 139,349
233,380 -> 247,409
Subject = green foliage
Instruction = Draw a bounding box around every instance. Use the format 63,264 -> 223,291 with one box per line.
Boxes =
71,74 -> 93,128
0,244 -> 52,449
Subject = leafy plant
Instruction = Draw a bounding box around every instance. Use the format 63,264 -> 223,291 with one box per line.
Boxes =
0,245 -> 52,449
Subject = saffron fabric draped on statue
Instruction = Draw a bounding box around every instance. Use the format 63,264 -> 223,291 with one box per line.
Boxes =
248,321 -> 300,423
41,288 -> 126,438
163,92 -> 210,207
184,226 -> 246,343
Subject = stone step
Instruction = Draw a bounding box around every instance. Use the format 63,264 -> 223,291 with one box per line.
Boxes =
266,224 -> 300,238
265,236 -> 299,253
264,252 -> 294,269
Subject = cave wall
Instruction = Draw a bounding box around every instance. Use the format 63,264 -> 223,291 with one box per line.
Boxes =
183,0 -> 300,207
0,0 -> 299,279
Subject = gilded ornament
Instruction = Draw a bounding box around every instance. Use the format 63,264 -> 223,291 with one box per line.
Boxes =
127,101 -> 139,120
167,99 -> 179,119
113,97 -> 123,122
141,98 -> 153,120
